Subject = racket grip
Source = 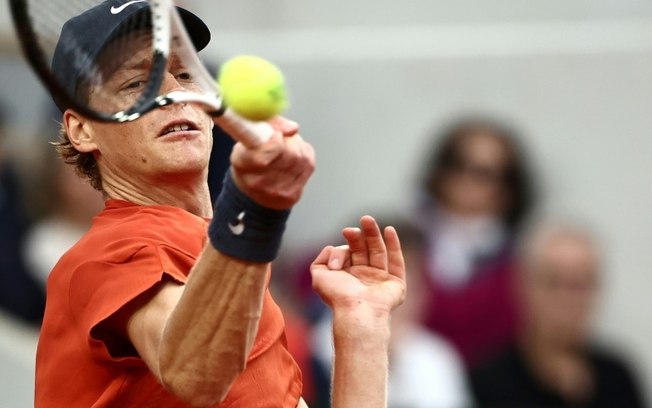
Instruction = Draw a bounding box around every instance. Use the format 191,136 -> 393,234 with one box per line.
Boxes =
213,109 -> 274,148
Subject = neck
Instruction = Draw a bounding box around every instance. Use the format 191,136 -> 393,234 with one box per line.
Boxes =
521,329 -> 578,360
102,172 -> 213,218
519,326 -> 593,402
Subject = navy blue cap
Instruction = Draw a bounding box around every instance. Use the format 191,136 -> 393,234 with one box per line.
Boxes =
51,0 -> 211,111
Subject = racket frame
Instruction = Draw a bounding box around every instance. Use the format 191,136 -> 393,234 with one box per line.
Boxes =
9,0 -> 273,147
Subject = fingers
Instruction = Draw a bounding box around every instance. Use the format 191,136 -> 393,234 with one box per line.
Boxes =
342,227 -> 367,266
230,131 -> 285,171
229,116 -> 315,209
383,226 -> 406,283
230,116 -> 307,171
268,116 -> 299,137
361,216 -> 388,269
311,245 -> 351,271
232,131 -> 313,186
342,215 -> 387,269
327,245 -> 351,270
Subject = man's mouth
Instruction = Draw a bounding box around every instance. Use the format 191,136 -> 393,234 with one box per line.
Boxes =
160,121 -> 199,136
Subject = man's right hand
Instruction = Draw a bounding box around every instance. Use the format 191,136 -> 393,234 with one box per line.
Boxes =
229,116 -> 315,210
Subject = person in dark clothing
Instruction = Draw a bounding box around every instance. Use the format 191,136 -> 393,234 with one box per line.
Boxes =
0,102 -> 45,324
207,125 -> 235,202
470,221 -> 646,408
472,343 -> 645,408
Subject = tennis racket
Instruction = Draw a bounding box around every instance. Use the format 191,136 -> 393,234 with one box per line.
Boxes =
9,0 -> 273,148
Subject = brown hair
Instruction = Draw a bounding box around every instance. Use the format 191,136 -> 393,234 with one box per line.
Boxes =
53,122 -> 102,191
421,115 -> 535,230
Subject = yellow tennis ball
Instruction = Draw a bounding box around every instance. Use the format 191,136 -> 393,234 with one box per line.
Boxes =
218,55 -> 288,121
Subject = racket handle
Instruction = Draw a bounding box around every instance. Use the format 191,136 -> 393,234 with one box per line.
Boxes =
214,109 -> 274,148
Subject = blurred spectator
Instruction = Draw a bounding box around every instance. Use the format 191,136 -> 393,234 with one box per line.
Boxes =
204,61 -> 237,202
208,123 -> 236,202
310,217 -> 472,408
0,101 -> 45,324
269,278 -> 318,405
414,115 -> 535,367
470,221 -> 647,408
24,154 -> 104,287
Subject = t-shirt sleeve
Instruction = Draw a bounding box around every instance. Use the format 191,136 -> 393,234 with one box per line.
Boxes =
67,242 -> 197,365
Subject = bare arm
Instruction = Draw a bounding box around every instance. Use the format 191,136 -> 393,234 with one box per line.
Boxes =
311,216 -> 406,408
121,118 -> 314,407
331,308 -> 392,407
126,246 -> 269,407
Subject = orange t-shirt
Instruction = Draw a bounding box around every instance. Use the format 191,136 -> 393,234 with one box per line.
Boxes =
35,199 -> 302,407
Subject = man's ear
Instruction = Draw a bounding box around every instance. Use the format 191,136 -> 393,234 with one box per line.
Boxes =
63,110 -> 99,153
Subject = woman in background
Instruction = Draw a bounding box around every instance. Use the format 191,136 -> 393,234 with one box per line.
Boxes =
415,116 -> 536,368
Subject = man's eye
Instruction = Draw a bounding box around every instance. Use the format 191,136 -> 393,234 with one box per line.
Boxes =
177,72 -> 192,81
125,80 -> 145,90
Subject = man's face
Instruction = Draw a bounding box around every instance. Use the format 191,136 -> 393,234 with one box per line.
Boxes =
70,33 -> 214,190
522,232 -> 599,346
439,132 -> 510,219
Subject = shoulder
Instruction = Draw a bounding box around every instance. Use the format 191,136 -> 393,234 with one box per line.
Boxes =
51,201 -> 208,283
92,199 -> 208,240
470,344 -> 525,397
471,345 -> 518,376
71,201 -> 205,257
43,202 -> 208,339
589,345 -> 643,386
588,345 -> 648,407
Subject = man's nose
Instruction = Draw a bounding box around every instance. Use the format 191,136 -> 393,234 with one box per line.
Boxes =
159,71 -> 185,94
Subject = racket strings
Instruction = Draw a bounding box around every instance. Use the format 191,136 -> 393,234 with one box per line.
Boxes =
24,0 -> 157,114
30,1 -> 98,58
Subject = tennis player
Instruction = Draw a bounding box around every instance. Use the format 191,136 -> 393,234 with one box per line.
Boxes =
34,1 -> 406,407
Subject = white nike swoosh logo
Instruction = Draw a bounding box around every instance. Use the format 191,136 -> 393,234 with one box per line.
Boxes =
228,211 -> 246,236
110,0 -> 148,14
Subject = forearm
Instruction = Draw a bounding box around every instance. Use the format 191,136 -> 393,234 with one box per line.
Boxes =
158,243 -> 269,406
331,307 -> 392,408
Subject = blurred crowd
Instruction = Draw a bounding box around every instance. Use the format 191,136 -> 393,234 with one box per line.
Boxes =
0,94 -> 648,407
273,116 -> 649,408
